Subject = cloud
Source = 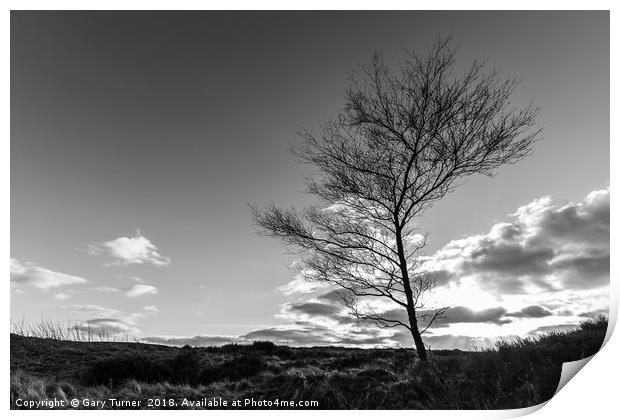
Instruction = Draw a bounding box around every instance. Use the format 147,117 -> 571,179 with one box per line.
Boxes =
533,188 -> 609,245
88,231 -> 170,266
141,305 -> 159,315
506,305 -> 553,318
61,304 -> 125,319
424,187 -> 609,295
94,286 -> 122,293
465,244 -> 555,276
375,306 -> 512,327
287,302 -> 341,317
10,258 -> 88,290
316,289 -> 356,303
276,276 -> 329,295
94,281 -> 158,298
61,304 -> 159,336
73,319 -> 133,336
550,252 -> 610,288
125,284 -> 158,297
439,306 -> 511,326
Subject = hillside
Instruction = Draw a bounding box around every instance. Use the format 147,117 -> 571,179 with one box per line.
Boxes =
10,318 -> 608,410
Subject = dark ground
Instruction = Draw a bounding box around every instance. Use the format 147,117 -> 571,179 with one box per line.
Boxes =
10,318 -> 608,410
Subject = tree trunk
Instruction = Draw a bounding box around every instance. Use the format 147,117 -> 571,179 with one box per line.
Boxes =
394,225 -> 428,361
407,308 -> 428,360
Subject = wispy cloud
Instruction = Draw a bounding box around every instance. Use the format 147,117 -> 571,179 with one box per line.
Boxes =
126,284 -> 158,297
61,304 -> 159,336
94,286 -> 122,293
73,319 -> 133,336
10,258 -> 88,290
94,283 -> 158,298
87,230 -> 170,266
276,272 -> 331,296
141,305 -> 159,315
61,304 -> 126,319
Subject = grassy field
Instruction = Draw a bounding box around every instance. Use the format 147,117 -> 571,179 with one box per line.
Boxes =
10,317 -> 608,410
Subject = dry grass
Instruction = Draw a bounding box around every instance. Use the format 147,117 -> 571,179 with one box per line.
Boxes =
11,318 -> 136,342
10,317 -> 608,410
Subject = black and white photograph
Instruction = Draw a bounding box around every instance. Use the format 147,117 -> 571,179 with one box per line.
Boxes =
9,9 -> 611,412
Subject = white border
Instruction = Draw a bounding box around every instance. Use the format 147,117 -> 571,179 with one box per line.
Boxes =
3,3 -> 616,420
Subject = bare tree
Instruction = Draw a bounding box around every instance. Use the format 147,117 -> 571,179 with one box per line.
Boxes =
251,36 -> 540,360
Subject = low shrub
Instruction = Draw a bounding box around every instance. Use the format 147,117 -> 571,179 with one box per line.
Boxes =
88,354 -> 171,386
251,341 -> 277,352
200,354 -> 266,383
170,349 -> 203,384
87,349 -> 205,386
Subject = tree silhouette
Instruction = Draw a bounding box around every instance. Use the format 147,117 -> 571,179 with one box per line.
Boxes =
251,36 -> 541,360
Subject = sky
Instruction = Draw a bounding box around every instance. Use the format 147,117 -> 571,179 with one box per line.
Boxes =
11,11 -> 609,349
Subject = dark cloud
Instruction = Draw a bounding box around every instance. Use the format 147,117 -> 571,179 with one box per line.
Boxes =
465,244 -> 554,276
493,223 -> 523,242
287,302 -> 340,317
506,305 -> 553,318
378,306 -> 511,327
307,294 -> 514,330
439,306 -> 511,326
426,269 -> 453,287
551,253 -> 610,288
427,187 -> 609,295
380,306 -> 511,327
413,269 -> 453,288
386,330 -> 414,346
85,318 -> 125,324
537,190 -> 609,245
240,326 -> 335,345
316,289 -> 354,303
